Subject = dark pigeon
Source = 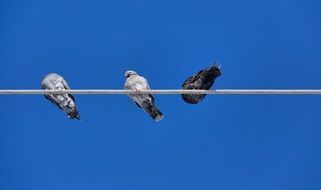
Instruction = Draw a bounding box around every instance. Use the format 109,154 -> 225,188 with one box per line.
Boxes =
181,64 -> 221,104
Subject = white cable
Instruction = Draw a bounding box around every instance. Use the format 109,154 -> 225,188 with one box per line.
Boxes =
0,89 -> 321,95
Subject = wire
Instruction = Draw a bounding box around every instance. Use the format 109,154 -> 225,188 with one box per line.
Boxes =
0,89 -> 321,95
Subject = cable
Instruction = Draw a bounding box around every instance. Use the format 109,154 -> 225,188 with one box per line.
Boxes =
0,89 -> 321,95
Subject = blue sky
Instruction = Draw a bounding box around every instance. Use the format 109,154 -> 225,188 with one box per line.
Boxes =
1,0 -> 321,189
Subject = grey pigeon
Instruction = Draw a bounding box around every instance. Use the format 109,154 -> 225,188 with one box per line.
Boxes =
41,73 -> 80,120
124,70 -> 164,122
181,64 -> 221,104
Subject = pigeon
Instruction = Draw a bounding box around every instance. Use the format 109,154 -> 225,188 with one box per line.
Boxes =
41,73 -> 80,120
124,70 -> 164,122
181,64 -> 221,104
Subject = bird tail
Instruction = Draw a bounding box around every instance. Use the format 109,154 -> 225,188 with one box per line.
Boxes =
208,64 -> 222,77
67,107 -> 81,120
147,104 -> 164,122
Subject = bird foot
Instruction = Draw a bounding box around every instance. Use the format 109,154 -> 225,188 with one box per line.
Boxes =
134,89 -> 141,94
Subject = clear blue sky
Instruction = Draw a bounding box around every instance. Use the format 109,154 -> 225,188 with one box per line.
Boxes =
1,0 -> 321,189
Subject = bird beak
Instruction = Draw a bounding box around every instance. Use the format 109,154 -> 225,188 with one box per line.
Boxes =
218,64 -> 221,69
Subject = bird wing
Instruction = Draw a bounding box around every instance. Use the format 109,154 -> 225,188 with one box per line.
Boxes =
61,78 -> 76,102
134,101 -> 142,108
140,76 -> 155,103
193,68 -> 207,82
183,68 -> 215,89
182,76 -> 195,87
61,78 -> 71,90
44,94 -> 64,110
142,77 -> 151,90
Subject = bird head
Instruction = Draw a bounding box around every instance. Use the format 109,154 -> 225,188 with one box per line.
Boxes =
124,70 -> 138,78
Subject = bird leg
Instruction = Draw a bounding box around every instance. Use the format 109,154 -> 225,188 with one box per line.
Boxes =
134,88 -> 141,95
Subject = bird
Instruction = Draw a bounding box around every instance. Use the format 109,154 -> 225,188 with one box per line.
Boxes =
181,64 -> 221,104
124,70 -> 164,122
41,73 -> 80,120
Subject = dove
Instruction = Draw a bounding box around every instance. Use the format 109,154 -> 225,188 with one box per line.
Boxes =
181,64 -> 221,104
124,70 -> 164,122
41,73 -> 80,120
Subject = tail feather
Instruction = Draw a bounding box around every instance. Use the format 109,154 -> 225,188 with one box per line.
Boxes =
67,107 -> 81,120
207,64 -> 221,78
147,104 -> 164,122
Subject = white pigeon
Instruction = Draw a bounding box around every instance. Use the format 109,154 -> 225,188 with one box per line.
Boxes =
41,73 -> 80,120
124,70 -> 164,122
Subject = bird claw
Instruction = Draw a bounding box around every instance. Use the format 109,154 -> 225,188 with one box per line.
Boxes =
134,89 -> 141,94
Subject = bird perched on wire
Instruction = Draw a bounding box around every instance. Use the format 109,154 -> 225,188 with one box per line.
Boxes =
181,64 -> 221,104
41,73 -> 80,120
124,70 -> 164,122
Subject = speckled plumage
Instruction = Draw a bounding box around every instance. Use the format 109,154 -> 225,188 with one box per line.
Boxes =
124,71 -> 164,122
41,73 -> 80,120
181,64 -> 221,104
